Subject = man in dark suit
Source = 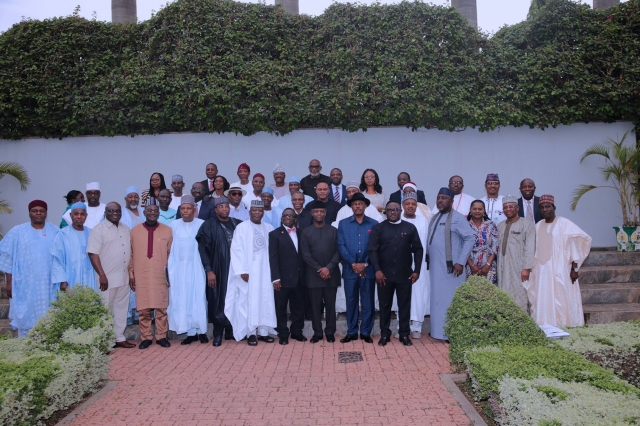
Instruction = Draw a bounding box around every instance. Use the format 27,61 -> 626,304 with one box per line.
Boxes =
300,159 -> 331,200
268,208 -> 308,345
300,201 -> 341,343
201,163 -> 218,196
303,182 -> 341,224
176,182 -> 214,220
329,168 -> 348,207
388,172 -> 427,204
518,178 -> 542,223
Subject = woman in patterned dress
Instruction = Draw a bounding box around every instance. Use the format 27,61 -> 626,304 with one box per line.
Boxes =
466,200 -> 499,284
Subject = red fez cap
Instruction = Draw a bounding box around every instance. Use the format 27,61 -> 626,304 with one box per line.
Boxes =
28,200 -> 48,211
238,163 -> 250,171
253,173 -> 265,180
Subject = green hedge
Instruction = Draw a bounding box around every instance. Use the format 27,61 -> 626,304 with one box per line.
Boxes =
445,275 -> 547,368
1,0 -> 639,139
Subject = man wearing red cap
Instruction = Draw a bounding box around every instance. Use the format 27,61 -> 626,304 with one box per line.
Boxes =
0,200 -> 59,337
230,163 -> 253,195
526,194 -> 592,327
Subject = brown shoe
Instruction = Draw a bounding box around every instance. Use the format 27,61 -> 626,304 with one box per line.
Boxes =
114,341 -> 136,349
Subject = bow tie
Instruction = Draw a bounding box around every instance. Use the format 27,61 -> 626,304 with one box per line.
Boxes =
288,227 -> 296,233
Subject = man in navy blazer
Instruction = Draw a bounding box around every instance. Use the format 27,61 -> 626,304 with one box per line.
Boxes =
329,168 -> 348,207
517,178 -> 542,223
176,182 -> 215,220
389,172 -> 427,204
268,208 -> 308,345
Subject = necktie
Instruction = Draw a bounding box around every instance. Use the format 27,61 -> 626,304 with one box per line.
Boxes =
194,203 -> 199,218
209,180 -> 213,192
334,186 -> 340,202
526,200 -> 534,222
288,227 -> 296,234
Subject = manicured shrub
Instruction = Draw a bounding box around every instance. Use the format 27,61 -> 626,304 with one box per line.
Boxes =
498,376 -> 640,425
464,344 -> 639,400
445,275 -> 547,367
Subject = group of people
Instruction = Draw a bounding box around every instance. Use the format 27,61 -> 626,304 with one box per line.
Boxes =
0,159 -> 592,348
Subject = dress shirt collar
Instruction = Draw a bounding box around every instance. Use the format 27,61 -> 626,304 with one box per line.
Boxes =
389,219 -> 402,225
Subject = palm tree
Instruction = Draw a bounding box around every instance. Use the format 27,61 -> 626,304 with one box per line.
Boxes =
275,0 -> 299,15
593,0 -> 620,10
112,0 -> 137,24
451,0 -> 477,29
0,162 -> 30,238
570,131 -> 640,226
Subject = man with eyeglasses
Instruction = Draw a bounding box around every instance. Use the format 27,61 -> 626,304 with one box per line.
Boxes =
431,175 -> 475,216
497,195 -> 535,313
481,173 -> 505,224
225,186 -> 249,221
300,159 -> 331,200
176,182 -> 215,220
368,201 -> 423,347
87,202 -> 136,349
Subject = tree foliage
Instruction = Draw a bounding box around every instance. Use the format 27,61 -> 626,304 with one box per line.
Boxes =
0,0 -> 639,140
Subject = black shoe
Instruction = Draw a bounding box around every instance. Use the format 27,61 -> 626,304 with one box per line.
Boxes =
139,339 -> 152,349
340,334 -> 357,343
310,335 -> 323,343
360,335 -> 373,343
326,335 -> 335,343
290,335 -> 307,342
399,336 -> 413,346
181,335 -> 198,345
198,334 -> 209,344
378,337 -> 389,346
279,337 -> 289,345
212,335 -> 222,347
156,338 -> 171,348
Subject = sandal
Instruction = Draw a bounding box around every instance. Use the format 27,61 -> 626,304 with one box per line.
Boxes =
257,335 -> 275,343
247,335 -> 258,346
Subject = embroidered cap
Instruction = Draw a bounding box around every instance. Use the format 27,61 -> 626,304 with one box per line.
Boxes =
539,194 -> 555,205
502,195 -> 518,205
486,173 -> 500,182
250,200 -> 265,209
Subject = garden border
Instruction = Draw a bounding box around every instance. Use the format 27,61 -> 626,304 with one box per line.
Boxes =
439,373 -> 487,426
56,381 -> 120,426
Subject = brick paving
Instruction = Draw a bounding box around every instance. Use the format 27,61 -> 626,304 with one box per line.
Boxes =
70,336 -> 470,426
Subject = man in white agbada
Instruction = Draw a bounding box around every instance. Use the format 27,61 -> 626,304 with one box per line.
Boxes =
119,186 -> 145,229
332,181 -> 383,314
480,173 -> 505,224
62,182 -> 105,229
431,175 -> 475,217
526,194 -> 592,327
398,192 -> 430,339
50,202 -> 98,292
168,195 -> 209,344
401,182 -> 433,221
224,199 -> 277,345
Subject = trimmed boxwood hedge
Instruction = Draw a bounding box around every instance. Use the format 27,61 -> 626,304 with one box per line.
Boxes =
1,0 -> 639,140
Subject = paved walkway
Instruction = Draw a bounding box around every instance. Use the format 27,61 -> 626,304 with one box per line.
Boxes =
70,336 -> 469,426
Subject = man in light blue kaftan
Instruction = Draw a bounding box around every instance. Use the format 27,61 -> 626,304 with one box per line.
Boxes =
50,202 -> 98,292
0,200 -> 59,337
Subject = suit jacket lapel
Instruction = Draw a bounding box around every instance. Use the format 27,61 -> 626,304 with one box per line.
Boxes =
281,226 -> 297,252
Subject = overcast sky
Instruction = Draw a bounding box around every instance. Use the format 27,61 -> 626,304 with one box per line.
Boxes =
1,0 -> 603,35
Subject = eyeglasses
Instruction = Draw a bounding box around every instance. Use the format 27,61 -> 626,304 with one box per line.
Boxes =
486,181 -> 500,186
228,192 -> 242,196
308,165 -> 321,169
106,209 -> 122,213
503,205 -> 518,210
191,187 -> 203,192
449,181 -> 463,185
282,214 -> 295,218
386,208 -> 401,212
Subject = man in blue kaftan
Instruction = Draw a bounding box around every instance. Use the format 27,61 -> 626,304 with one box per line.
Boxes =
0,200 -> 59,337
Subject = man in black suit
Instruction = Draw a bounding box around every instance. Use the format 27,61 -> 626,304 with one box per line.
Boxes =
389,172 -> 427,204
201,163 -> 218,196
329,168 -> 348,207
176,182 -> 214,220
303,182 -> 341,224
268,208 -> 308,345
518,178 -> 542,223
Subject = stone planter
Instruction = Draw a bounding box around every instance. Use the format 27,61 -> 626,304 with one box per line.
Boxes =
613,226 -> 640,252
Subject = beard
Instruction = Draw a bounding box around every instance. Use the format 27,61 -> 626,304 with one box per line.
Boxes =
127,203 -> 138,210
310,172 -> 320,177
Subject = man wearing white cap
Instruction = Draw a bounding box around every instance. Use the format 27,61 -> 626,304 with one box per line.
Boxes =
273,177 -> 314,214
270,164 -> 288,200
169,175 -> 185,210
120,186 -> 145,229
62,182 -> 105,229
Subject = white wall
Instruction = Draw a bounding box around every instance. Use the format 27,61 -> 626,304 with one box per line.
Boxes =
0,122 -> 634,246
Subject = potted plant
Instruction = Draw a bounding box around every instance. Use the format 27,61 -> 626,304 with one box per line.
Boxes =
570,131 -> 640,251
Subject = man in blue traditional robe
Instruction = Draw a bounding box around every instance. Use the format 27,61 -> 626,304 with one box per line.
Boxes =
0,200 -> 59,337
50,202 -> 98,292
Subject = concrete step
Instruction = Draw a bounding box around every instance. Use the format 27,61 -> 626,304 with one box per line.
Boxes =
0,277 -> 6,299
124,316 -> 432,341
581,282 -> 640,304
583,250 -> 640,267
0,319 -> 16,337
0,299 -> 8,320
579,265 -> 640,284
583,303 -> 640,324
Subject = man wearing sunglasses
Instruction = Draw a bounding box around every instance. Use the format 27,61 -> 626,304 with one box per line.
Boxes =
225,187 -> 249,221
